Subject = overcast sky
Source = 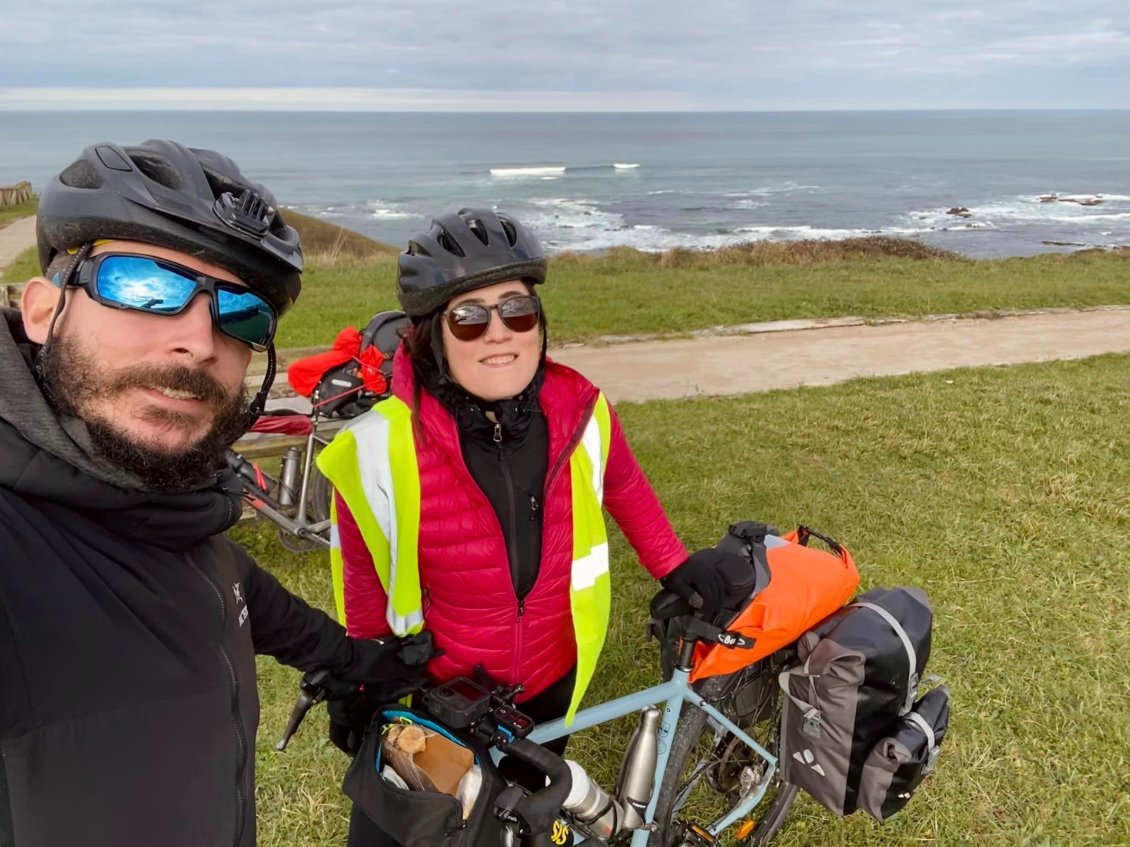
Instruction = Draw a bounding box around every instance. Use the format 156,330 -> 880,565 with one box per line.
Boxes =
2,1 -> 1128,110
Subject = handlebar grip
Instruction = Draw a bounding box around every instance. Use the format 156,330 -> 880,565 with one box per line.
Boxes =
499,738 -> 572,835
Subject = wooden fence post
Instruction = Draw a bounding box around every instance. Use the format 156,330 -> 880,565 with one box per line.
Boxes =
0,181 -> 33,209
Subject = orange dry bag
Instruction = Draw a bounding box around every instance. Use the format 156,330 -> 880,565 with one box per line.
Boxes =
690,526 -> 860,682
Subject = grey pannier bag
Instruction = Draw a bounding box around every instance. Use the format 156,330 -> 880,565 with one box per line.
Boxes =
778,586 -> 934,816
857,685 -> 950,821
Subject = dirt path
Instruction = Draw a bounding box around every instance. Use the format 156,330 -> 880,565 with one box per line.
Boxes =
0,216 -> 35,276
547,307 -> 1130,402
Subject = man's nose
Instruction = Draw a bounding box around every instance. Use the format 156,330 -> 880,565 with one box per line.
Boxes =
166,292 -> 218,362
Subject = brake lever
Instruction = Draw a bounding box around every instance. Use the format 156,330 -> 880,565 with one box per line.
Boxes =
276,668 -> 331,751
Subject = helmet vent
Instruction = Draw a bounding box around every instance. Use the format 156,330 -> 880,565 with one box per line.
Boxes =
500,217 -> 518,247
437,230 -> 465,257
129,152 -> 184,190
58,159 -> 103,189
466,217 -> 490,246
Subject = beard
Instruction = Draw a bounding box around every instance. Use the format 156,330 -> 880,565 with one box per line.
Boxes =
40,334 -> 251,493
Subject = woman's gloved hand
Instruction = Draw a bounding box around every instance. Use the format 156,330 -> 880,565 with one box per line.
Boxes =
660,548 -> 757,619
328,632 -> 441,755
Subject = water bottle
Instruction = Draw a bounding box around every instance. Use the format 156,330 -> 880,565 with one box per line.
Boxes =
278,447 -> 301,507
616,706 -> 661,829
560,759 -> 627,841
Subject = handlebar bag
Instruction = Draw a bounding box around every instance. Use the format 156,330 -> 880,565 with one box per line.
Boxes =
690,526 -> 860,682
343,707 -> 504,847
777,586 -> 934,816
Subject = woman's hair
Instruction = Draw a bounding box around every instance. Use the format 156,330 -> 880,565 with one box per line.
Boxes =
403,313 -> 440,430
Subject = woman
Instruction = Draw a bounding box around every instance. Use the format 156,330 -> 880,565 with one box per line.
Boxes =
317,208 -> 750,844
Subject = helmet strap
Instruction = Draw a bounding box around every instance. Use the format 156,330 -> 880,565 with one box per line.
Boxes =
244,343 -> 276,428
428,311 -> 451,385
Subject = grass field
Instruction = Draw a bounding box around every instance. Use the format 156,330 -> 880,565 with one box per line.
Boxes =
281,246 -> 1130,348
237,354 -> 1130,847
0,197 -> 36,228
4,213 -> 1128,348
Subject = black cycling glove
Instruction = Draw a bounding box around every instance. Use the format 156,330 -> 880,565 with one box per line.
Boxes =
328,632 -> 440,755
660,548 -> 756,619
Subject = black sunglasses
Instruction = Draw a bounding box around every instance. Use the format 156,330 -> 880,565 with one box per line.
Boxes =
443,294 -> 541,342
72,252 -> 277,351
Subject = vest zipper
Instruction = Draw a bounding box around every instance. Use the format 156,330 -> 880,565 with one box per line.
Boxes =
496,426 -> 522,601
185,553 -> 247,847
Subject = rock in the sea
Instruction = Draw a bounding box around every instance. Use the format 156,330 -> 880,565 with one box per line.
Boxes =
946,206 -> 972,217
1038,193 -> 1103,206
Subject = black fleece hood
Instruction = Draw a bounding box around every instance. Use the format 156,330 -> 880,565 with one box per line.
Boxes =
0,307 -> 242,548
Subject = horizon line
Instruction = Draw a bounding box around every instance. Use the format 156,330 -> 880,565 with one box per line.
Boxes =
0,87 -> 1126,112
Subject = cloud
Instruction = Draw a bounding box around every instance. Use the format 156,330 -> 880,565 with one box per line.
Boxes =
1,0 -> 1127,108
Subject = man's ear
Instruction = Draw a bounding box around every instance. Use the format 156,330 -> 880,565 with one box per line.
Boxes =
21,277 -> 67,344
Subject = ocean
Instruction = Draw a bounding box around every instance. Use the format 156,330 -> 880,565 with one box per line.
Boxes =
2,110 -> 1128,258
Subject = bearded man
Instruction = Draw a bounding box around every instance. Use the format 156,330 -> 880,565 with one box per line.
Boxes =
0,140 -> 431,847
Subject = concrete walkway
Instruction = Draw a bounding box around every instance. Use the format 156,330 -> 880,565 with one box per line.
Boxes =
0,216 -> 36,276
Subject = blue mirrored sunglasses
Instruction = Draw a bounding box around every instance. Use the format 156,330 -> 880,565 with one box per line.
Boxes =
72,253 -> 277,351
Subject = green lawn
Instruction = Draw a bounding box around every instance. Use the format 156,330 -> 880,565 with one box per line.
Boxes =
4,237 -> 1128,348
237,353 -> 1130,847
0,197 -> 36,228
274,248 -> 1130,349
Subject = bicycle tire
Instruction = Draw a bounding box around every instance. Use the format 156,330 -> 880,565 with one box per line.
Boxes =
648,663 -> 796,847
308,461 -> 333,525
273,454 -> 333,554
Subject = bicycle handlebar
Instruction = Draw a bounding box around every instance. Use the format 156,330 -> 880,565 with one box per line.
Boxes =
493,737 -> 573,837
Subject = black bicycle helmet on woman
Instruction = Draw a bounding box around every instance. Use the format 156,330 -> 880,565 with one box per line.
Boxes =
397,208 -> 547,318
36,139 -> 303,316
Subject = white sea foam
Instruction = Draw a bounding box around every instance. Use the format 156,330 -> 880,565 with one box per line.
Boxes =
490,166 -> 566,177
368,207 -> 417,220
613,163 -> 640,169
292,200 -> 420,222
733,224 -> 889,240
726,183 -> 823,198
531,215 -> 935,254
524,197 -> 625,236
908,192 -> 1130,230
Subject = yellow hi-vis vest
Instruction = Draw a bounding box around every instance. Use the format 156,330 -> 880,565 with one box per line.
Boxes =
317,393 -> 613,723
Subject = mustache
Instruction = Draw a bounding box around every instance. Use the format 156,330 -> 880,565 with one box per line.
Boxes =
106,364 -> 233,407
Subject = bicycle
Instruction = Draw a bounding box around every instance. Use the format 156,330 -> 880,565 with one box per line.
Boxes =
225,404 -> 338,552
226,310 -> 408,552
280,555 -> 803,846
517,587 -> 799,847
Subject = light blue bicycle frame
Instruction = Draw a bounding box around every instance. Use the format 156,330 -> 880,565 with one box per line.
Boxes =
496,664 -> 778,846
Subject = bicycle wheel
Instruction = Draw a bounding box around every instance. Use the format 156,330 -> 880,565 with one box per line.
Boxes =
274,453 -> 334,554
649,658 -> 796,847
308,461 -> 333,524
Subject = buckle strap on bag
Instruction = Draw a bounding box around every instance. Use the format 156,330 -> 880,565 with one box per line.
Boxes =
849,601 -> 919,715
905,711 -> 941,773
778,667 -> 824,737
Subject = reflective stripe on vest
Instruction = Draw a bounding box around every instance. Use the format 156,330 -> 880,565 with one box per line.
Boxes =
318,397 -> 424,635
317,392 -> 613,723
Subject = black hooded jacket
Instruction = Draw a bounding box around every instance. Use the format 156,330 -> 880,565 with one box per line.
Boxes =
0,309 -> 370,847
